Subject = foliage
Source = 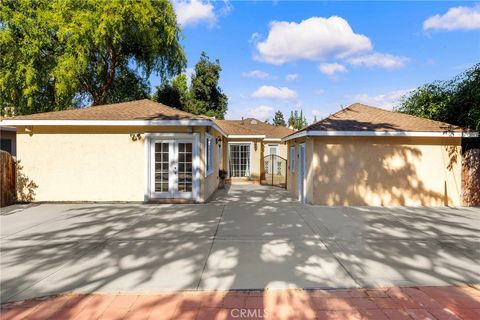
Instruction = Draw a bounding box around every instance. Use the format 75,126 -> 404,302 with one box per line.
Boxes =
153,74 -> 189,111
189,52 -> 228,119
272,110 -> 286,126
153,52 -> 228,119
397,63 -> 480,131
0,0 -> 185,115
287,110 -> 308,130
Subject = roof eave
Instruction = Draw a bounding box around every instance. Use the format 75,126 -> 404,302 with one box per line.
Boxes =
281,130 -> 477,142
0,119 -> 228,137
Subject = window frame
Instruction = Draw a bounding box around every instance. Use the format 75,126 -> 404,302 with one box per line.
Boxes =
290,146 -> 295,173
205,133 -> 214,177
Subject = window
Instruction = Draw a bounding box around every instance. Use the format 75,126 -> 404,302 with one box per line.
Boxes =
290,146 -> 295,172
154,143 -> 169,192
229,144 -> 250,177
1,139 -> 12,154
205,134 -> 214,176
268,145 -> 278,156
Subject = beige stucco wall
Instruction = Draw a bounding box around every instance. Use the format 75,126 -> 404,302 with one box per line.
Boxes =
287,136 -> 462,206
16,125 -> 216,202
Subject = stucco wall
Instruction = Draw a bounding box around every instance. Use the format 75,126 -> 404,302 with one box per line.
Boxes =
305,136 -> 462,206
16,125 -> 214,202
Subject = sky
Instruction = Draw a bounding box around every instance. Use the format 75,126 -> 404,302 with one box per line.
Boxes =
150,1 -> 480,122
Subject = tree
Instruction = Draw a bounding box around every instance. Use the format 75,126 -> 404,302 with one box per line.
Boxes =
287,109 -> 308,130
153,74 -> 189,111
288,111 -> 295,128
397,63 -> 480,131
0,0 -> 185,115
189,52 -> 228,119
272,110 -> 286,126
313,115 -> 318,123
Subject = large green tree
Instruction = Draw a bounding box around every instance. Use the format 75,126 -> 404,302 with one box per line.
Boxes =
272,110 -> 286,126
189,52 -> 228,119
397,63 -> 480,131
0,0 -> 186,115
152,74 -> 189,111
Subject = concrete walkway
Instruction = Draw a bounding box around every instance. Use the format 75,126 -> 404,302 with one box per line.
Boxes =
1,184 -> 479,304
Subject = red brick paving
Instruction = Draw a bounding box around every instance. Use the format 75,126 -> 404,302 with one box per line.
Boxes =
1,285 -> 479,320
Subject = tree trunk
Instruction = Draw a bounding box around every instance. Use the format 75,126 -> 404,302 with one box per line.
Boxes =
462,148 -> 480,206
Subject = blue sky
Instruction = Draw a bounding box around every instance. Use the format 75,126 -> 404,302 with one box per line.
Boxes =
151,1 -> 480,122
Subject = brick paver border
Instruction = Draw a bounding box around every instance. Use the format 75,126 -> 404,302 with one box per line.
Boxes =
1,285 -> 479,320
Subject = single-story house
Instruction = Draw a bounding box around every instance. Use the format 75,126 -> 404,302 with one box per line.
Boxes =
1,99 -> 292,203
283,103 -> 477,206
216,118 -> 293,184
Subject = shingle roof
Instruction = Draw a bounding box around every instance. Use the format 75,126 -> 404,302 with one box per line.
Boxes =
216,118 -> 294,138
298,103 -> 463,133
7,99 -> 208,121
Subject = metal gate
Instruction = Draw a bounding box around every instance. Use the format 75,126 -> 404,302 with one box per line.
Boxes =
262,154 -> 287,188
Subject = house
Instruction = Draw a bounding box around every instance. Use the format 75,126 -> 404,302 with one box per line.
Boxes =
216,118 -> 293,185
0,99 -> 292,203
283,103 -> 477,206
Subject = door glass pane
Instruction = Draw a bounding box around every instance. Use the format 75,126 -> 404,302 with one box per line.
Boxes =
177,142 -> 193,192
229,144 -> 250,177
155,143 -> 169,192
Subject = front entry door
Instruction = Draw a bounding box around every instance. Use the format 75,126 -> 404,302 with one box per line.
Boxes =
152,141 -> 194,198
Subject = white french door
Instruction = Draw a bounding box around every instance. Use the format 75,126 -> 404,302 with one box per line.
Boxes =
150,139 -> 195,199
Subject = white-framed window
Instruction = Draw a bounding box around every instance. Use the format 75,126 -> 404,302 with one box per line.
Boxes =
290,146 -> 295,172
205,133 -> 214,176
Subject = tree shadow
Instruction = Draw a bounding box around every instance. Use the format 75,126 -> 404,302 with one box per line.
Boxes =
0,185 -> 478,319
15,160 -> 38,203
311,137 -> 460,206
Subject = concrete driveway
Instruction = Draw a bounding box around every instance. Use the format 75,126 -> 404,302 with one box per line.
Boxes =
1,185 -> 479,303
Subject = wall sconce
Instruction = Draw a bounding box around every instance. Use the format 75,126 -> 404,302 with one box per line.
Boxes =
254,142 -> 258,151
215,136 -> 222,145
25,126 -> 33,136
130,133 -> 142,141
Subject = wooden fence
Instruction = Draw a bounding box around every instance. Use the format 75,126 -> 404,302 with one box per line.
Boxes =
0,150 -> 16,207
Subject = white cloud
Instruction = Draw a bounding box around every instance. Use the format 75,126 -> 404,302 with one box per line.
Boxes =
246,105 -> 274,120
314,89 -> 325,96
255,16 -> 372,64
346,89 -> 413,110
242,70 -> 270,79
251,85 -> 297,100
318,63 -> 348,78
424,5 -> 480,31
285,73 -> 299,81
347,53 -> 410,69
174,0 -> 216,27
